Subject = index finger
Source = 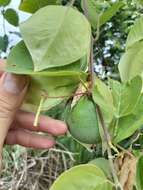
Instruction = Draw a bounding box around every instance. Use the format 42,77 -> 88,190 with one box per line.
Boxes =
15,111 -> 68,136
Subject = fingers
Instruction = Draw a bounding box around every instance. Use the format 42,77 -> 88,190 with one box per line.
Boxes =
5,129 -> 55,149
0,73 -> 28,153
15,111 -> 67,136
0,59 -> 6,76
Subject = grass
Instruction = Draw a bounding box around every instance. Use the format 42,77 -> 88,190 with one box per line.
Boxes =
0,144 -> 75,190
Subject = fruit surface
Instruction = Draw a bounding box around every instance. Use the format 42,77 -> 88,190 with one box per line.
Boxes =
67,96 -> 100,144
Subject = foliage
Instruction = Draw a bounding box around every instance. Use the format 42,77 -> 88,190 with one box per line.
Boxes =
0,0 -> 19,58
50,164 -> 113,190
0,0 -> 11,7
3,8 -> 19,26
1,0 -> 143,190
19,0 -> 61,13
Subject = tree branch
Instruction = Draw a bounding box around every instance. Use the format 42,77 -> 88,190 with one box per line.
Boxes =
96,105 -> 123,190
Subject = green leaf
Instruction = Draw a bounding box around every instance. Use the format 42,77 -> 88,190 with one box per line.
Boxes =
109,76 -> 142,118
19,0 -> 61,13
50,164 -> 113,190
23,74 -> 80,112
89,158 -> 112,180
126,16 -> 143,49
0,35 -> 9,52
81,0 -> 124,29
6,41 -> 87,112
0,0 -> 11,6
136,156 -> 143,190
136,0 -> 143,6
99,1 -> 124,28
93,77 -> 114,124
81,0 -> 108,29
20,6 -> 91,71
4,8 -> 19,26
6,41 -> 33,73
93,77 -> 142,142
119,41 -> 143,82
6,41 -> 87,75
113,94 -> 143,143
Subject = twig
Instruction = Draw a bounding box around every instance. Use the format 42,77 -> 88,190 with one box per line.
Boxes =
82,0 -> 100,43
93,14 -> 101,42
96,105 -> 123,190
44,92 -> 88,99
88,37 -> 95,92
68,0 -> 76,6
116,144 -> 134,158
82,0 -> 89,19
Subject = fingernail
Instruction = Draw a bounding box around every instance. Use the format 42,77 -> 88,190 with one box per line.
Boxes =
2,73 -> 27,94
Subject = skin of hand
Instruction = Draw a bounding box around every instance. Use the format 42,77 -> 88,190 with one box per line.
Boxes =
0,59 -> 67,167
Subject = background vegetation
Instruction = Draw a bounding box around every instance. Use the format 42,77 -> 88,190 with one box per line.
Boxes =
0,0 -> 143,189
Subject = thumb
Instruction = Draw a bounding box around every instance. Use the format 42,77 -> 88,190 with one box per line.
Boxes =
0,73 -> 28,163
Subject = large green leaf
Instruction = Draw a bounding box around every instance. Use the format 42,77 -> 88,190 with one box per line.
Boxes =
0,0 -> 11,6
113,94 -> 143,143
136,156 -> 143,190
81,0 -> 124,29
20,6 -> 91,71
118,41 -> 143,82
92,77 -> 114,124
4,8 -> 19,27
6,41 -> 87,75
19,0 -> 60,13
109,76 -> 142,118
6,41 -> 87,112
126,16 -> 143,49
50,164 -> 113,190
89,158 -> 112,180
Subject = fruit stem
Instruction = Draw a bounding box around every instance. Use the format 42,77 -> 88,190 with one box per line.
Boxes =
79,77 -> 89,92
83,0 -> 94,92
109,141 -> 119,155
34,96 -> 46,127
96,105 -> 123,190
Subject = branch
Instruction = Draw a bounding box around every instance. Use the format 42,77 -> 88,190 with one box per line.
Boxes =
82,0 -> 89,19
96,105 -> 123,190
88,37 -> 94,92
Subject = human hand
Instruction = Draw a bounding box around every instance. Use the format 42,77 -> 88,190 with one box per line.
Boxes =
0,60 -> 67,167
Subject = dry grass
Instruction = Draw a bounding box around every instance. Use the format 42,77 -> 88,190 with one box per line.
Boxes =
0,144 -> 76,190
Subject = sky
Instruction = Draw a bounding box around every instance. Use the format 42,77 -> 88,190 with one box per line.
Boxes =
0,0 -> 30,44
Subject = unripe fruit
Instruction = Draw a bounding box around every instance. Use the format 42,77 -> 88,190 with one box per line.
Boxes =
67,96 -> 100,144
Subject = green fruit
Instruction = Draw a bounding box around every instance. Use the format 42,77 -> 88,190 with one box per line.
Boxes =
67,96 -> 100,144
